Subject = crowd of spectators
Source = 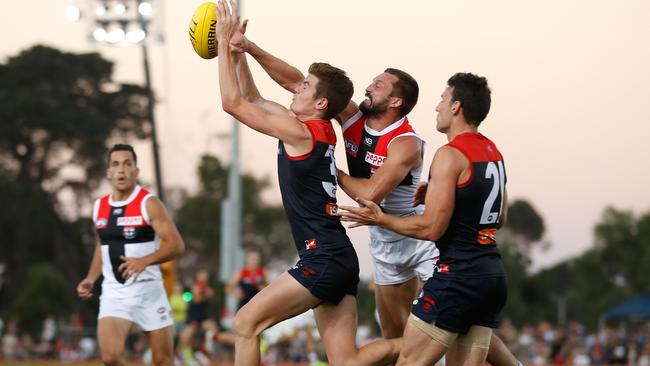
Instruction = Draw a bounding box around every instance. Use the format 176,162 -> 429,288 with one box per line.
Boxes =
2,312 -> 650,365
496,320 -> 650,366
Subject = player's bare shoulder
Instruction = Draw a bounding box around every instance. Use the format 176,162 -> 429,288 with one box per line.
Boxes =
386,134 -> 423,168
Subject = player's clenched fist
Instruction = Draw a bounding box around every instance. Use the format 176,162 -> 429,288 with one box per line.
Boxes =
77,278 -> 94,300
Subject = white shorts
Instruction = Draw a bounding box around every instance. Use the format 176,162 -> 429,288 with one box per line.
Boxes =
98,281 -> 173,331
370,236 -> 439,285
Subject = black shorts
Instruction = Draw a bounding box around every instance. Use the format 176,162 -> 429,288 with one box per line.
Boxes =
288,245 -> 359,305
186,302 -> 208,324
411,274 -> 507,334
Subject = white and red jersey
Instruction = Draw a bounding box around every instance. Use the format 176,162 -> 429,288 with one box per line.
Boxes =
92,185 -> 162,297
341,111 -> 425,241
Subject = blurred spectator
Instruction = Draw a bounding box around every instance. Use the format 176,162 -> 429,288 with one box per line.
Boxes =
226,249 -> 268,310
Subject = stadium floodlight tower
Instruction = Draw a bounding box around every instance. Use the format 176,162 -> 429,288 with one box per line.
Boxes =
65,0 -> 166,202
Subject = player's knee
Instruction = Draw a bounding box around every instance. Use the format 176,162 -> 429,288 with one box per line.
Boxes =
101,351 -> 122,366
151,352 -> 173,366
232,310 -> 259,339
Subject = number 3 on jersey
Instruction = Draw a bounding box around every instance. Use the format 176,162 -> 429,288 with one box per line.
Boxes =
480,161 -> 505,225
321,145 -> 338,198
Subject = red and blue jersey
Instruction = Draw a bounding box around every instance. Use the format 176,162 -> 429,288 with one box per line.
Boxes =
435,133 -> 506,278
277,119 -> 352,256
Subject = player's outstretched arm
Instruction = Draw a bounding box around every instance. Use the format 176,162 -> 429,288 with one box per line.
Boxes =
230,20 -> 263,103
334,101 -> 361,125
244,39 -> 304,93
119,197 -> 185,281
228,18 -> 303,93
235,53 -> 262,103
216,0 -> 311,149
337,136 -> 422,203
338,146 -> 462,241
77,237 -> 102,300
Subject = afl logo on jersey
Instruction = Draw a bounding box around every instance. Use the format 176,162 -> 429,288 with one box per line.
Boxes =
123,226 -> 137,240
95,218 -> 108,228
364,137 -> 373,146
344,139 -> 358,154
113,208 -> 123,215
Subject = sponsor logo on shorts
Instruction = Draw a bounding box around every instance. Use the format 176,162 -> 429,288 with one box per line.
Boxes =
364,152 -> 386,167
436,263 -> 450,274
157,307 -> 166,314
123,226 -> 136,240
160,315 -> 167,321
117,216 -> 143,226
304,238 -> 317,250
95,218 -> 108,228
422,296 -> 436,312
300,265 -> 317,278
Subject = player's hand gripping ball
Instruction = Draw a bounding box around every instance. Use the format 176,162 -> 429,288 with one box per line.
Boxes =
189,2 -> 218,59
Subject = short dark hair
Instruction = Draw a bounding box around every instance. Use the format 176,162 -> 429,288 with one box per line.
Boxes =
385,68 -> 419,116
308,62 -> 354,120
107,144 -> 137,165
447,73 -> 491,126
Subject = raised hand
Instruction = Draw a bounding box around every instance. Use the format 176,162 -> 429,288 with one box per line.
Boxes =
230,19 -> 250,53
215,0 -> 241,44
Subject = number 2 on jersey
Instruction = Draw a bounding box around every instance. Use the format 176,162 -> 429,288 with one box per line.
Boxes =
479,161 -> 505,225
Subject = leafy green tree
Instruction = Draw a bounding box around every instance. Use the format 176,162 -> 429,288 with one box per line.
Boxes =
11,264 -> 73,335
505,199 -> 546,256
497,199 -> 546,325
176,154 -> 294,276
0,45 -> 150,330
522,207 -> 650,329
0,45 -> 149,200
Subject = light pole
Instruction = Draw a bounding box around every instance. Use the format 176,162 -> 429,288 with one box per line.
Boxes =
218,0 -> 244,325
65,0 -> 166,201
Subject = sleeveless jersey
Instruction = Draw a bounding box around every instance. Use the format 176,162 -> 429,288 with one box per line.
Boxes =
277,119 -> 352,256
238,267 -> 266,304
435,133 -> 507,278
341,111 -> 425,241
92,185 -> 162,296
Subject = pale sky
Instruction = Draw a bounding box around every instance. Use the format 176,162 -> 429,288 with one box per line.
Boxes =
4,0 -> 650,278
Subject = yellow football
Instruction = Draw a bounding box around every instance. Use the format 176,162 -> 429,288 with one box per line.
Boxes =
189,2 -> 218,59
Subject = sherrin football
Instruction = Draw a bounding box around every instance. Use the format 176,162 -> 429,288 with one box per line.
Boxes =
189,2 -> 218,59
